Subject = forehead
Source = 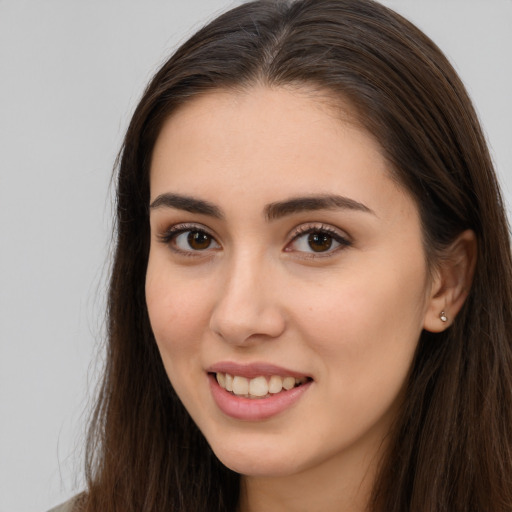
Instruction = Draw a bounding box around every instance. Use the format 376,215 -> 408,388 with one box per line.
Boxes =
149,86 -> 412,221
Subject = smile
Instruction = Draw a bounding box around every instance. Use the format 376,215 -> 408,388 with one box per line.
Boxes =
215,372 -> 310,399
207,364 -> 313,421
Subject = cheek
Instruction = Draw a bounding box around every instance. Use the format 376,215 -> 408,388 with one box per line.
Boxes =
292,265 -> 427,442
145,257 -> 210,363
288,252 -> 428,389
145,261 -> 212,415
295,272 -> 425,345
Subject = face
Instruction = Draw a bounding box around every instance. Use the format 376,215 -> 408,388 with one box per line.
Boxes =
146,86 -> 433,479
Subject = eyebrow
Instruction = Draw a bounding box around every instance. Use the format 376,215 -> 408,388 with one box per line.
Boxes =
264,194 -> 375,221
149,193 -> 223,218
149,192 -> 374,220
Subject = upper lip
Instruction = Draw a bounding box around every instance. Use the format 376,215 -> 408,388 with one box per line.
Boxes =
206,361 -> 311,380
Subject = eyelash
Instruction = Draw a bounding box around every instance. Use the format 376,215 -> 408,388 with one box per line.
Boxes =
158,223 -> 219,257
157,222 -> 351,258
286,223 -> 351,258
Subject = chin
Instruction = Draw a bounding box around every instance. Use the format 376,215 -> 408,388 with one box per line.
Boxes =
218,455 -> 298,478
206,432 -> 313,478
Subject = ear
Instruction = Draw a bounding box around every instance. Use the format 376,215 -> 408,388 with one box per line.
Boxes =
423,230 -> 477,333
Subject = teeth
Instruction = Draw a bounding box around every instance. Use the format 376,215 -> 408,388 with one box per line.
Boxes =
268,375 -> 283,394
249,376 -> 268,397
216,373 -> 225,388
283,376 -> 295,390
215,373 -> 308,398
225,373 -> 233,392
232,376 -> 249,395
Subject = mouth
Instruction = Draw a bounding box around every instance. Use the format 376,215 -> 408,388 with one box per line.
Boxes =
207,362 -> 314,420
211,372 -> 312,399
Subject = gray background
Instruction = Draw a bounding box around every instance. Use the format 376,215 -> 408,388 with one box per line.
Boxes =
0,1 -> 510,510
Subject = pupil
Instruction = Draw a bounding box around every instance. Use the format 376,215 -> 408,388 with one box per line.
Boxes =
308,232 -> 332,252
188,231 -> 211,250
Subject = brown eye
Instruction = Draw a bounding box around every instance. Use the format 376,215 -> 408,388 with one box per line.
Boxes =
187,231 -> 213,250
307,232 -> 333,252
287,225 -> 350,256
168,228 -> 220,253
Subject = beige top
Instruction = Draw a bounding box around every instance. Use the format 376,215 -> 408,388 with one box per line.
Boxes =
47,496 -> 77,512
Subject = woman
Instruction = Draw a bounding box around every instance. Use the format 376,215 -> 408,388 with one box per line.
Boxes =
52,0 -> 512,510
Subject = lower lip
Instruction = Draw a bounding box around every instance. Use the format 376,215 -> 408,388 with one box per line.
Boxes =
208,374 -> 312,421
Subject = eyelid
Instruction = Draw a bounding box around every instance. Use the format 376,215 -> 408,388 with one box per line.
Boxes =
285,222 -> 352,256
156,221 -> 351,258
157,222 -> 221,255
157,222 -> 212,241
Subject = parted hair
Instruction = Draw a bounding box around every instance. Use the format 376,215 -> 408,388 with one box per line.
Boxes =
82,1 -> 512,511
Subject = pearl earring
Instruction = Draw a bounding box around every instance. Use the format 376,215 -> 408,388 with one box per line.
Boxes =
440,310 -> 448,323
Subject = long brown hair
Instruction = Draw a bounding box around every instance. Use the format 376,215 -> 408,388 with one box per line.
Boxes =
83,1 -> 512,510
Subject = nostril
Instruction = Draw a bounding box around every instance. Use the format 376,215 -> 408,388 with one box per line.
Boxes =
209,303 -> 286,345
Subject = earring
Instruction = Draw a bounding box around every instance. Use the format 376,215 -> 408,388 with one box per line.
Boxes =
440,310 -> 448,323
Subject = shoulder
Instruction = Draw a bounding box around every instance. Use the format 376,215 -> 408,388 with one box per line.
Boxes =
47,495 -> 81,512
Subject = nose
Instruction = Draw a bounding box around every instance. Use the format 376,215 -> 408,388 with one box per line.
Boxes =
209,252 -> 286,345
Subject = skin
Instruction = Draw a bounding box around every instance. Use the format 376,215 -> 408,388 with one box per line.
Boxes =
145,86 -> 468,511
